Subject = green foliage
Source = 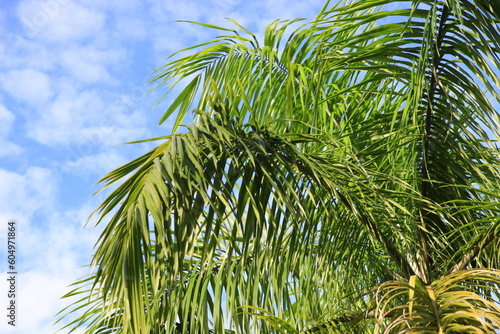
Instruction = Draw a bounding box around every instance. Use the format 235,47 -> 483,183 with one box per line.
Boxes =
57,0 -> 500,333
374,269 -> 500,333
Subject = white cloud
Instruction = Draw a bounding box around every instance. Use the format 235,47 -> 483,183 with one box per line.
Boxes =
112,14 -> 148,41
0,205 -> 101,334
0,106 -> 15,132
0,169 -> 102,333
73,0 -> 149,41
26,88 -> 103,145
0,105 -> 23,157
61,50 -> 110,84
60,44 -> 126,84
61,150 -> 128,176
0,141 -> 23,158
17,0 -> 106,43
0,270 -> 84,334
0,69 -> 53,105
26,87 -> 148,147
0,167 -> 57,224
21,206 -> 100,272
0,32 -> 57,72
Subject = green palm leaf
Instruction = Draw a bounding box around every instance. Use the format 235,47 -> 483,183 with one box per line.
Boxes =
58,0 -> 500,333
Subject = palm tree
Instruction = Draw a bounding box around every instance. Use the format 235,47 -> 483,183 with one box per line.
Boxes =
58,0 -> 500,333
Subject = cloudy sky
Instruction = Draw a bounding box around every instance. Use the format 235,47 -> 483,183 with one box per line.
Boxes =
0,0 -> 327,333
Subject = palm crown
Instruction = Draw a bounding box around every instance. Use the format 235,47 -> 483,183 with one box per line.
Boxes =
59,0 -> 500,333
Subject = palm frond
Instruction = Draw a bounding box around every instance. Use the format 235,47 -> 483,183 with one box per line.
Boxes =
58,0 -> 500,333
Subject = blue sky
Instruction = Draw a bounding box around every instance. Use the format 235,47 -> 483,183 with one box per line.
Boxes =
0,0 -> 327,333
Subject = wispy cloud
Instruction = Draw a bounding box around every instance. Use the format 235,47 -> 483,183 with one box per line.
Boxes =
0,167 -> 57,222
0,69 -> 53,105
0,165 -> 103,333
0,105 -> 23,157
16,0 -> 106,43
25,87 -> 149,147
